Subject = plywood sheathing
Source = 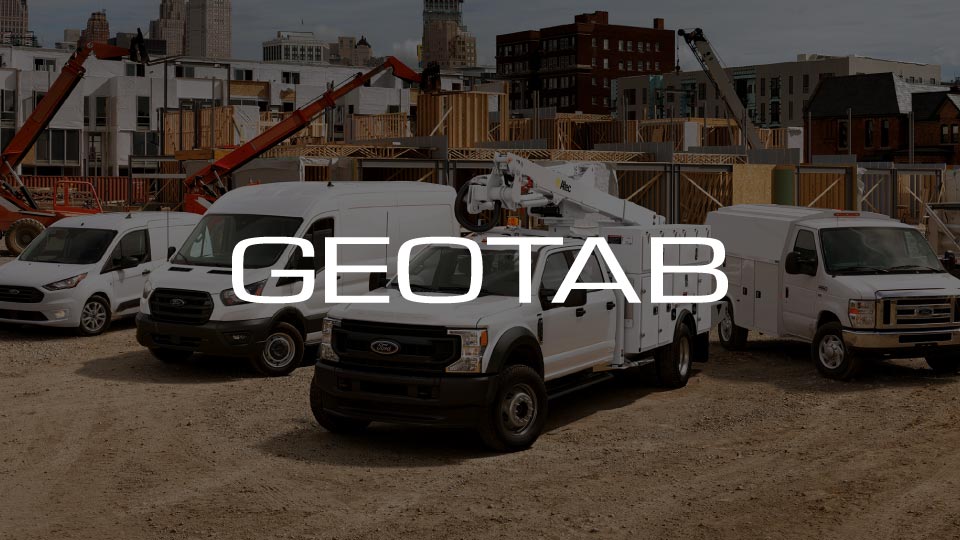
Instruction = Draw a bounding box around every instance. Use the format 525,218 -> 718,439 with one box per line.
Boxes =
163,106 -> 236,154
416,91 -> 510,147
732,164 -> 775,205
349,113 -> 411,141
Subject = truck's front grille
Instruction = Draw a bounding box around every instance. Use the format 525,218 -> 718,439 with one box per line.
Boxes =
149,289 -> 214,325
880,297 -> 958,329
0,285 -> 44,303
332,320 -> 460,374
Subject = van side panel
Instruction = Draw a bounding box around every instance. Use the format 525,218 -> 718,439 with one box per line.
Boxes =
755,261 -> 780,335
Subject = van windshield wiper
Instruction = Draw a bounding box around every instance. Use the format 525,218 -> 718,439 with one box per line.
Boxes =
833,265 -> 890,275
887,264 -> 943,273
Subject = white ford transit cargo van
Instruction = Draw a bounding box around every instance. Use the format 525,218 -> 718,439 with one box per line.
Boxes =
0,212 -> 200,335
136,181 -> 458,376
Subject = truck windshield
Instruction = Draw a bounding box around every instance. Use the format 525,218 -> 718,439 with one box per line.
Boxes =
393,246 -> 524,297
821,227 -> 944,275
19,227 -> 117,265
173,214 -> 303,268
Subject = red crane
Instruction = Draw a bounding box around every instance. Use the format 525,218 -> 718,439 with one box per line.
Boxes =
0,41 -> 133,255
183,56 -> 422,214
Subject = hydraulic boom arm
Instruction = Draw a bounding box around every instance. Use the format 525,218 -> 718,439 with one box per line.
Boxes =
185,56 -> 421,207
457,153 -> 664,234
678,28 -> 763,150
0,41 -> 131,210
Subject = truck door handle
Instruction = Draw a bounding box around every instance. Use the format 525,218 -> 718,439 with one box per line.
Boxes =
576,308 -> 586,317
785,287 -> 790,298
742,287 -> 748,295
755,291 -> 761,299
606,302 -> 615,310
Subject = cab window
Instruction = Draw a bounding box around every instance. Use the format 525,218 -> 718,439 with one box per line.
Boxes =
280,218 -> 334,285
540,252 -> 572,292
566,252 -> 606,287
105,230 -> 150,271
793,230 -> 818,262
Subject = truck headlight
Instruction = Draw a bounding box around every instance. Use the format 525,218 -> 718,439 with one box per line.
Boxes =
43,273 -> 87,291
446,329 -> 488,373
220,280 -> 267,306
320,318 -> 341,362
848,300 -> 876,329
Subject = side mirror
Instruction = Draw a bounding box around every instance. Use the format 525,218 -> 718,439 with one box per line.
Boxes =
167,246 -> 177,260
785,251 -> 817,276
943,251 -> 957,270
369,272 -> 388,291
114,256 -> 139,270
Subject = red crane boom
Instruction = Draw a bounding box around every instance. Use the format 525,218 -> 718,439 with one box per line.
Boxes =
183,56 -> 421,213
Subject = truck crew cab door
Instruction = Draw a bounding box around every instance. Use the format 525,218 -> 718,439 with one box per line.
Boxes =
537,249 -> 616,380
782,228 -> 821,340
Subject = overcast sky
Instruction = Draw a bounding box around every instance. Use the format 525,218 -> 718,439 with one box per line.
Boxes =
30,0 -> 960,79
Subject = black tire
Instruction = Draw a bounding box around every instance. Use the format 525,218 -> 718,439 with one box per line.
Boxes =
716,299 -> 748,350
310,377 -> 370,434
455,181 -> 501,233
926,355 -> 960,375
250,322 -> 303,376
78,295 -> 111,336
149,347 -> 192,363
478,365 -> 548,452
812,322 -> 862,380
656,323 -> 693,389
5,218 -> 45,255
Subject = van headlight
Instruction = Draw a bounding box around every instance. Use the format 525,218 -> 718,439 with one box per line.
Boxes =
220,280 -> 267,306
320,318 -> 341,362
848,300 -> 876,329
43,273 -> 87,291
446,328 -> 488,373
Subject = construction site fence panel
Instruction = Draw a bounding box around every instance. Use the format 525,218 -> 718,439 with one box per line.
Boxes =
23,176 -> 150,209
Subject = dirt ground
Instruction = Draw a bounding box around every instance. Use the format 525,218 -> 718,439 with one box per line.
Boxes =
2,256 -> 960,540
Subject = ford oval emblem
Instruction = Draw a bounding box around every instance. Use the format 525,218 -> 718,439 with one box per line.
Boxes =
918,308 -> 935,316
170,298 -> 186,307
370,339 -> 400,356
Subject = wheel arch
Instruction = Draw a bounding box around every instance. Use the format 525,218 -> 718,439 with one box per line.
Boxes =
816,310 -> 841,329
487,326 -> 544,377
271,307 -> 307,337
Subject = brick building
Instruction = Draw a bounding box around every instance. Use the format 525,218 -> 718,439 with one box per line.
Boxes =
496,12 -> 674,115
806,72 -> 960,164
81,11 -> 110,45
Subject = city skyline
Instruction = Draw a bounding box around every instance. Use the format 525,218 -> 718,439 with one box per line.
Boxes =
19,0 -> 960,78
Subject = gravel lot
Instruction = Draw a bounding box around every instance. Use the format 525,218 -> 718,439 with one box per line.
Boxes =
2,254 -> 960,540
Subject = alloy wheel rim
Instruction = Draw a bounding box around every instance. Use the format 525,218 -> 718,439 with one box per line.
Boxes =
718,303 -> 733,342
81,301 -> 107,333
678,336 -> 691,377
819,335 -> 845,369
501,383 -> 537,435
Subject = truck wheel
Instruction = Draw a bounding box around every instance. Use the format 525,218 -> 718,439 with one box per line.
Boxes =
149,348 -> 192,364
717,300 -> 748,350
250,322 -> 303,376
478,365 -> 548,452
455,181 -> 501,233
812,322 -> 862,380
78,296 -> 111,336
926,355 -> 960,375
309,377 -> 370,434
5,218 -> 45,255
656,323 -> 693,388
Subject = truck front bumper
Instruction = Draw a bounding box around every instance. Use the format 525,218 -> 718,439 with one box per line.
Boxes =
136,313 -> 273,357
312,361 -> 496,428
843,327 -> 960,356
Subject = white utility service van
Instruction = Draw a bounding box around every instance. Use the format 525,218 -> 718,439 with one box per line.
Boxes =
0,212 -> 200,335
707,205 -> 960,379
136,181 -> 458,376
312,224 -> 714,452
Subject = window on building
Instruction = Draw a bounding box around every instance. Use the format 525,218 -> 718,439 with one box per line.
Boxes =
865,119 -> 874,148
132,131 -> 161,156
788,100 -> 794,122
603,78 -> 609,88
618,40 -> 624,51
770,77 -> 780,98
881,119 -> 890,147
698,83 -> 706,100
33,91 -> 46,111
603,39 -> 609,50
655,42 -> 660,52
618,61 -> 624,71
642,87 -> 648,105
626,41 -> 633,52
95,97 -> 107,127
788,75 -> 794,95
282,72 -> 301,84
175,65 -> 195,78
838,120 -> 849,149
34,129 -> 79,163
591,57 -> 597,68
655,62 -> 660,71
592,96 -> 597,106
760,103 -> 766,123
603,58 -> 609,69
627,60 -> 633,71
802,74 -> 810,93
125,63 -> 145,77
603,97 -> 609,107
34,58 -> 55,72
592,38 -> 597,48
760,78 -> 766,97
953,124 -> 959,144
233,69 -> 253,81
0,90 -> 13,123
136,96 -> 151,129
943,124 -> 950,144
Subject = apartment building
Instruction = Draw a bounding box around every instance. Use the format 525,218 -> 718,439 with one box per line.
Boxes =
0,45 -> 416,176
618,54 -> 942,127
496,11 -> 674,115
